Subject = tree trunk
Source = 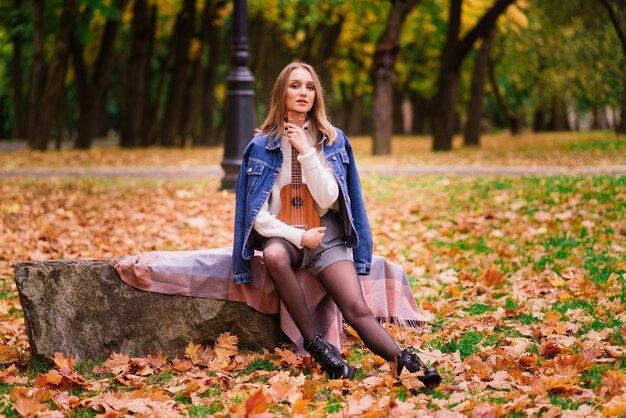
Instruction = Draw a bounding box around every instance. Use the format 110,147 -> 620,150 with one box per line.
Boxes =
464,26 -> 497,146
73,0 -> 128,149
487,59 -> 520,135
369,0 -> 420,155
198,0 -> 228,146
393,88 -> 405,134
27,0 -> 46,147
11,0 -> 25,139
411,92 -> 431,134
597,0 -> 626,134
160,0 -> 195,147
120,0 -> 153,148
615,58 -> 626,135
186,0 -> 221,146
432,0 -> 516,151
30,0 -> 77,151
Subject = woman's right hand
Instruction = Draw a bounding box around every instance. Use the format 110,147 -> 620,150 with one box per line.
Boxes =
301,227 -> 326,249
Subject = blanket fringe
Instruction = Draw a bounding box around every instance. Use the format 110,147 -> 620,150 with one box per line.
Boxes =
375,316 -> 430,329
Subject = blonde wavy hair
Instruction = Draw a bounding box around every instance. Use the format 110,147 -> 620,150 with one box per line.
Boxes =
259,62 -> 337,144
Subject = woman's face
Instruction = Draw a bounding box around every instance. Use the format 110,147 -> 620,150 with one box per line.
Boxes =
285,68 -> 315,115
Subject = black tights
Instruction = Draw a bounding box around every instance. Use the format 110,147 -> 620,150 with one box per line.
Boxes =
263,237 -> 402,361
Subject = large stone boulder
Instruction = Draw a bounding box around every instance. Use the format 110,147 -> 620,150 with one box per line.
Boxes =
14,260 -> 285,361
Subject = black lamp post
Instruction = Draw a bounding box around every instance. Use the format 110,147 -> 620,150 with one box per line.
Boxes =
220,0 -> 256,191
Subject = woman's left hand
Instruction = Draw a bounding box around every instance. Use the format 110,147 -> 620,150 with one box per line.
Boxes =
285,123 -> 312,154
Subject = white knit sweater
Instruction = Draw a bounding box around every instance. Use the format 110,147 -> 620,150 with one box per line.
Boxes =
253,126 -> 339,248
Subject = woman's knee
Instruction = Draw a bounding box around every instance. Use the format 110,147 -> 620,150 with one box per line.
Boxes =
343,300 -> 374,325
263,245 -> 291,271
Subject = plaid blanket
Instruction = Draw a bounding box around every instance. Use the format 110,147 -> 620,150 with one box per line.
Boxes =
111,248 -> 432,351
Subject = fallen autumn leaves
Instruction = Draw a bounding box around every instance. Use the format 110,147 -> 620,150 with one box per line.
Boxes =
0,168 -> 625,416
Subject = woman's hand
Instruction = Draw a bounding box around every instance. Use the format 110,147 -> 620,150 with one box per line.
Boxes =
285,123 -> 312,154
301,226 -> 326,249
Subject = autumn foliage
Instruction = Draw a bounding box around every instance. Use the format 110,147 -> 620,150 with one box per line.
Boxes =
0,134 -> 625,416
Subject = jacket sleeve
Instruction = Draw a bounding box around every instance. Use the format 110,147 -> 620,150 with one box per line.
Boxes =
232,143 -> 253,283
298,148 -> 339,210
253,199 -> 306,248
344,135 -> 373,275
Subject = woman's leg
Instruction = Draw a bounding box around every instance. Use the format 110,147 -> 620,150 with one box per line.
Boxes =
316,260 -> 401,361
264,238 -> 354,379
262,238 -> 316,343
317,259 -> 442,386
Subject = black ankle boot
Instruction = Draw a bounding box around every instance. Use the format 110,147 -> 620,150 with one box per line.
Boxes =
396,348 -> 441,388
304,334 -> 355,380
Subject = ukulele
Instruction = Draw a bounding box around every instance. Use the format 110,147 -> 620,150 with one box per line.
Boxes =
276,112 -> 321,230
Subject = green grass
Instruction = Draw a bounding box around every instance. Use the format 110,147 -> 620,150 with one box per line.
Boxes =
1,160 -> 625,415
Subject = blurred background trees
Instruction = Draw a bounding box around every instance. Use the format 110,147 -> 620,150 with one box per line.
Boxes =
0,0 -> 623,152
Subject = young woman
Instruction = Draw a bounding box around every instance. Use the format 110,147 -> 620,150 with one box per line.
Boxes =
232,62 -> 440,387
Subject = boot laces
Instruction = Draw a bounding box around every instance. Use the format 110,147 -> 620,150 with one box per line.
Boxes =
403,350 -> 426,373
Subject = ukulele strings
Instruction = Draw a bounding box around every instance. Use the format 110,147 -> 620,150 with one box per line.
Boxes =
289,115 -> 304,229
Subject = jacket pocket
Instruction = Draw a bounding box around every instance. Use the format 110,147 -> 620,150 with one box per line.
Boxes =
339,150 -> 350,164
246,160 -> 265,190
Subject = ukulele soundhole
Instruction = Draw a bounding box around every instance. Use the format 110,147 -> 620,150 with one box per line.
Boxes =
291,196 -> 304,208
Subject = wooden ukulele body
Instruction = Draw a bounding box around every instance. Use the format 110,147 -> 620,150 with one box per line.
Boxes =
276,111 -> 321,230
277,183 -> 320,230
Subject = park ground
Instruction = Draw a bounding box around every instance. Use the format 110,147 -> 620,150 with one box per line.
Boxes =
0,131 -> 625,416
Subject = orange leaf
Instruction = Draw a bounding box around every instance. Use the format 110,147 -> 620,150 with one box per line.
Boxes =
245,388 -> 269,414
597,370 -> 626,399
42,370 -> 63,386
103,353 -> 131,375
146,352 -> 167,369
184,342 -> 202,363
0,344 -> 21,365
602,393 -> 626,417
540,341 -> 568,358
550,354 -> 593,377
275,347 -> 302,368
213,332 -> 239,360
291,397 -> 309,414
479,265 -> 506,288
172,358 -> 193,372
51,352 -> 76,370
12,390 -> 47,417
533,376 -> 581,395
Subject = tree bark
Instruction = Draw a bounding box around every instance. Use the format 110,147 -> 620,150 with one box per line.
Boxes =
488,59 -> 520,135
120,0 -> 154,148
27,0 -> 46,147
200,0 -> 227,146
411,92 -> 431,134
464,26 -> 497,146
597,0 -> 626,134
11,0 -> 25,139
73,0 -> 128,149
621,61 -> 626,134
187,0 -> 227,147
160,0 -> 196,147
432,0 -> 516,151
29,0 -> 77,151
369,0 -> 420,155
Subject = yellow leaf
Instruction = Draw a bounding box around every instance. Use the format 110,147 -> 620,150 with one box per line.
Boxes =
545,311 -> 562,323
213,332 -> 239,360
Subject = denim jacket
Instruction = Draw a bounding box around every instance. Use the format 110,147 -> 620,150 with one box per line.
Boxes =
232,128 -> 373,284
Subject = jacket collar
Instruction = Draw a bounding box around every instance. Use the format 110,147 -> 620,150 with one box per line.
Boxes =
266,133 -> 281,150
